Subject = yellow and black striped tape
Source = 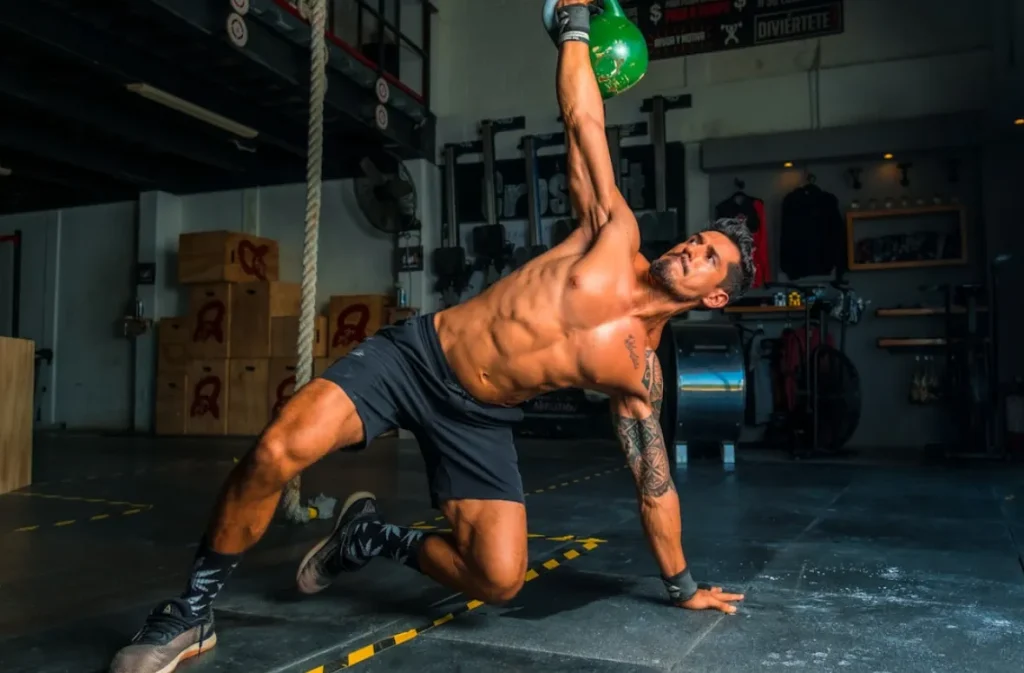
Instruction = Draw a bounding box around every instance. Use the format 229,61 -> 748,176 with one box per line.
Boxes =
302,538 -> 605,672
6,491 -> 151,509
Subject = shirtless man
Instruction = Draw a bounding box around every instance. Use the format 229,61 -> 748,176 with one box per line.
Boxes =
110,4 -> 754,671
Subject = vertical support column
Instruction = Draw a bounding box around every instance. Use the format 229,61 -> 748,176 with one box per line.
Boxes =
38,212 -> 62,427
651,96 -> 667,212
134,191 -> 182,432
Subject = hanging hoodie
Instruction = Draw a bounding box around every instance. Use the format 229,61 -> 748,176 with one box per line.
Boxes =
779,182 -> 845,279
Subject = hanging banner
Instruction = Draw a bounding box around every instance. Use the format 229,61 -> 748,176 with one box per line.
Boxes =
620,0 -> 844,61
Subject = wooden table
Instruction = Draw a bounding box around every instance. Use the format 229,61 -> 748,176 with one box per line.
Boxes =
0,336 -> 33,493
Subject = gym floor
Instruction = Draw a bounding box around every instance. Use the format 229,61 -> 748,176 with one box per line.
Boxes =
2,436 -> 1023,673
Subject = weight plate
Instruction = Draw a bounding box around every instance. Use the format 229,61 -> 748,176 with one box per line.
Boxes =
230,0 -> 250,15
375,77 -> 390,104
375,104 -> 388,130
227,13 -> 248,47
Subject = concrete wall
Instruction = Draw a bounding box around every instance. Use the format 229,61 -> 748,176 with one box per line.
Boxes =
0,172 -> 426,431
432,0 -> 994,152
0,202 -> 137,430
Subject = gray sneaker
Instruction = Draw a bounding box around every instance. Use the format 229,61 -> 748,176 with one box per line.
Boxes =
109,598 -> 216,673
296,491 -> 379,595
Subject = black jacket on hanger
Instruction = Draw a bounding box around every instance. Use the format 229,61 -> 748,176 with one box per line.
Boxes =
779,182 -> 845,279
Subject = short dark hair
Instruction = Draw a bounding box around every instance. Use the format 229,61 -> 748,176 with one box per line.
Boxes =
705,217 -> 755,301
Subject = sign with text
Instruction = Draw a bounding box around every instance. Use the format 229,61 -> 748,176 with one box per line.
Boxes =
620,0 -> 844,61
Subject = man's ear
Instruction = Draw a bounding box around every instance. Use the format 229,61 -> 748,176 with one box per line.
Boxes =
701,288 -> 730,310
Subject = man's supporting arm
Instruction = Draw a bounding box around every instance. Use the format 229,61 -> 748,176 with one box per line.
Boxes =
612,348 -> 744,613
612,349 -> 686,579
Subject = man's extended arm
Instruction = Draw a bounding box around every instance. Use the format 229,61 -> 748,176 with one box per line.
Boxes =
554,4 -> 623,239
612,345 -> 744,613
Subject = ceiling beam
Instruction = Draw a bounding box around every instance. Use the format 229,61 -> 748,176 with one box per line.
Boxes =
139,0 -> 430,157
0,2 -> 309,159
0,70 -> 281,175
0,147 -> 137,196
0,117 -> 201,189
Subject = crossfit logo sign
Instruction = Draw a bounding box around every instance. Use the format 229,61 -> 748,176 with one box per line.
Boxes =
721,21 -> 742,45
236,240 -> 270,280
331,304 -> 371,348
193,300 -> 226,344
190,376 -> 222,419
621,0 -> 843,59
272,375 -> 296,417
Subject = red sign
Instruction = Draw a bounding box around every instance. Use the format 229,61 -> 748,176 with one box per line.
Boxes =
190,376 -> 222,419
237,240 -> 270,280
272,375 -> 296,417
332,303 -> 370,348
192,300 -> 226,344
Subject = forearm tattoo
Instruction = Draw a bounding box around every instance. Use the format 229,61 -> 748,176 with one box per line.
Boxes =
615,348 -> 674,498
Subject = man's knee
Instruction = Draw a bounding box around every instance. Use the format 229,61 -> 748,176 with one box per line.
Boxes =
246,426 -> 298,487
474,549 -> 527,604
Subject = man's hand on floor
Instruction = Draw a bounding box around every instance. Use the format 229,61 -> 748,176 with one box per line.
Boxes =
675,586 -> 745,614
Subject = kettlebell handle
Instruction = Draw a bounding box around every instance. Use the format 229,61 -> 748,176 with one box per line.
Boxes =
542,0 -> 624,38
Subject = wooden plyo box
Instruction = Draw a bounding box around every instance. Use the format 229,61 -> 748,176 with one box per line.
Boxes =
327,294 -> 390,359
230,282 -> 301,359
270,315 -> 328,358
157,317 -> 190,375
178,231 -> 280,284
227,359 -> 269,436
154,373 -> 188,436
186,283 -> 232,359
185,359 -> 230,435
0,337 -> 34,494
267,358 -> 332,422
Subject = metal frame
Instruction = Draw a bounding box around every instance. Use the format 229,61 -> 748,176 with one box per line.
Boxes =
147,0 -> 432,157
0,231 -> 21,338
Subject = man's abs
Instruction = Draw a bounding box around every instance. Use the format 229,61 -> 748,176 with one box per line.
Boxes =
435,248 -> 631,407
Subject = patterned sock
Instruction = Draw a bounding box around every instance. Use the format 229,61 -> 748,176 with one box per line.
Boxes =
342,521 -> 426,572
181,536 -> 241,617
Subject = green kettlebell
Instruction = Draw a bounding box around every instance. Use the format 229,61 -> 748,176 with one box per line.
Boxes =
589,0 -> 648,99
542,0 -> 649,99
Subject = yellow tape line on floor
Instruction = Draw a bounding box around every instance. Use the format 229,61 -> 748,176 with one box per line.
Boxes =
6,491 -> 153,534
303,538 -> 605,672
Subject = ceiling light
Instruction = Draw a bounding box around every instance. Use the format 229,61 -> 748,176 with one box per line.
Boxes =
783,161 -> 793,168
883,153 -> 894,160
1014,118 -> 1024,126
126,83 -> 259,139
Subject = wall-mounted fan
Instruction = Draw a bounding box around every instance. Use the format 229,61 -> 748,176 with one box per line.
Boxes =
353,151 -> 420,234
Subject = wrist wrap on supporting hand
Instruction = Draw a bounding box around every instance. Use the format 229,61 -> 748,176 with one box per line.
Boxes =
556,4 -> 593,44
662,567 -> 699,604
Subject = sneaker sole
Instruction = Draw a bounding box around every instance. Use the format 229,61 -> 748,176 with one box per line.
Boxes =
295,490 -> 376,595
151,631 -> 218,673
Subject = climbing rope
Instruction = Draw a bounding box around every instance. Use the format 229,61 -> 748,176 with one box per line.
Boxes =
281,0 -> 328,524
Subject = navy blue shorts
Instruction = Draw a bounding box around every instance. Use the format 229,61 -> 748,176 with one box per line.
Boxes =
318,313 -> 525,507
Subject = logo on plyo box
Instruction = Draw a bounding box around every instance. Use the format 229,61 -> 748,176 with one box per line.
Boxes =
332,304 -> 370,348
272,376 -> 296,417
193,301 -> 226,344
190,376 -> 222,419
236,240 -> 270,280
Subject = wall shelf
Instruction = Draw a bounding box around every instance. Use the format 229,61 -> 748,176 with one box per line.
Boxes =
877,337 -> 948,348
723,305 -> 805,314
846,205 -> 968,271
875,305 -> 988,317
